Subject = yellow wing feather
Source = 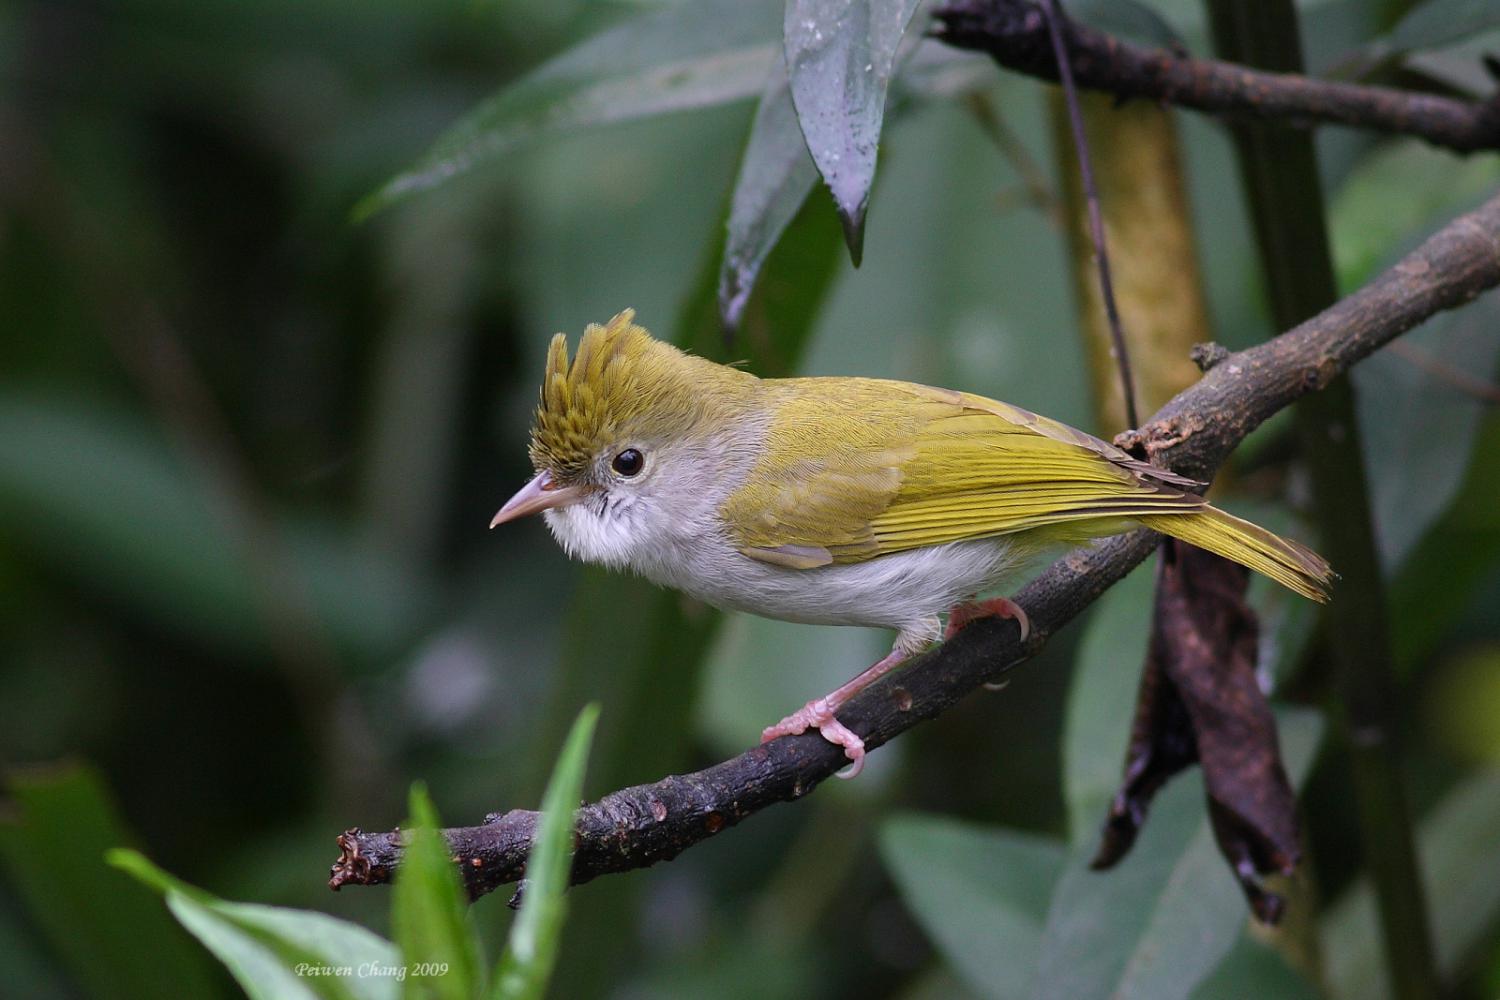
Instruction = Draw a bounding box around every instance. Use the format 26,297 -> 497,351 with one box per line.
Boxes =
724,378 -> 1203,564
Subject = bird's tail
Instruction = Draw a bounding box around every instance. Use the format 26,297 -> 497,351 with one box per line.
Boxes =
1136,506 -> 1333,602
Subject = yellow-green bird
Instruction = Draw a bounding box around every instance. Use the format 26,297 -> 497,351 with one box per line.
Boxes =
492,310 -> 1331,776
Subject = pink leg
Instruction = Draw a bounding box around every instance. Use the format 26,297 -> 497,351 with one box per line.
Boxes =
760,646 -> 911,780
944,595 -> 1031,643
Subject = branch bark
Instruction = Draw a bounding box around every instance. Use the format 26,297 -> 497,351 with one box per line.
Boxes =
931,0 -> 1500,154
330,189 -> 1500,899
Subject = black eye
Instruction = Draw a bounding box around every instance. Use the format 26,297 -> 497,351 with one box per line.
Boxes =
612,448 -> 644,477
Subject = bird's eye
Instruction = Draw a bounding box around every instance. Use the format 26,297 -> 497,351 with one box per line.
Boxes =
612,448 -> 644,477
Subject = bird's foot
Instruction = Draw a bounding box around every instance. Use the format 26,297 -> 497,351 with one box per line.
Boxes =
761,698 -> 866,780
945,595 -> 1031,644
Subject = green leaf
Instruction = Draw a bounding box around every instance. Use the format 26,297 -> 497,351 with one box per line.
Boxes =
1062,0 -> 1185,49
717,62 -> 820,332
492,703 -> 599,1000
359,0 -> 781,218
1330,144 -> 1500,575
880,815 -> 1066,1000
1062,566 -> 1156,841
1330,143 -> 1500,291
1189,931 -> 1320,1000
392,785 -> 483,1000
1036,710 -> 1323,1000
1323,767 -> 1500,1000
0,391 -> 428,663
1383,0 -> 1500,58
0,765 -> 219,1000
108,849 -> 399,1000
1356,300 -> 1500,573
783,0 -> 924,263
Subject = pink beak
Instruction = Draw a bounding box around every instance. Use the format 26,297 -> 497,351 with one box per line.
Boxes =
490,470 -> 585,528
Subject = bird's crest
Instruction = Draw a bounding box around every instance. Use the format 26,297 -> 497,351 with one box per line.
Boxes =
529,309 -> 697,479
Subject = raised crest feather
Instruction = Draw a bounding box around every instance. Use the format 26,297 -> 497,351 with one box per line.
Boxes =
527,309 -> 755,481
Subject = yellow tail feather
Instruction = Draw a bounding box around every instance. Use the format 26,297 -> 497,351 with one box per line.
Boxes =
1136,507 -> 1333,603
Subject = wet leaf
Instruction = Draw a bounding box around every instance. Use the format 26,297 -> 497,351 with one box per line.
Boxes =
783,0 -> 924,264
359,0 -> 781,218
718,62 -> 821,333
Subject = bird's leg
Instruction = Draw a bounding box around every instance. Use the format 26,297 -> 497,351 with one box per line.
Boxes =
761,621 -> 938,780
945,596 -> 1030,690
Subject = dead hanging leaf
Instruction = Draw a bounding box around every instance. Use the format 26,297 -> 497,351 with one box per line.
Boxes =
1092,543 -> 1301,924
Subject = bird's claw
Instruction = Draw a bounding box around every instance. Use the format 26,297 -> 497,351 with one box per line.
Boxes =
945,595 -> 1031,643
761,699 -> 866,779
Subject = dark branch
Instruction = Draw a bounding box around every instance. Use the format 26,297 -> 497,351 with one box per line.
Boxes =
931,0 -> 1500,154
330,191 -> 1500,899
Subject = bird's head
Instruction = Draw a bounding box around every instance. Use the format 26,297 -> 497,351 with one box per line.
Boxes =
491,309 -> 758,567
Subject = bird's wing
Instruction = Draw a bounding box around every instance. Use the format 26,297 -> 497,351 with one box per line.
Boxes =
725,379 -> 1204,568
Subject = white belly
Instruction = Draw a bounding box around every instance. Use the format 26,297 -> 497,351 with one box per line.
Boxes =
638,536 -> 1034,633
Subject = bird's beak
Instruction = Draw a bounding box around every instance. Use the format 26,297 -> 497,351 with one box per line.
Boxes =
490,470 -> 584,528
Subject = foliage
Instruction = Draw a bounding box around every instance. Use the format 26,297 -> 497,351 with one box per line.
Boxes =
3,1 -> 1499,999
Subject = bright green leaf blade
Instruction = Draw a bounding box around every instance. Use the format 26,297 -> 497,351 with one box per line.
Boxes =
717,61 -> 820,332
109,850 -> 400,1000
359,0 -> 781,218
1323,768 -> 1500,1000
492,703 -> 600,1000
1062,566 -> 1155,842
1039,710 -> 1322,1000
165,895 -> 323,1000
880,814 -> 1066,1000
0,766 -> 219,1000
392,785 -> 483,1000
783,0 -> 924,263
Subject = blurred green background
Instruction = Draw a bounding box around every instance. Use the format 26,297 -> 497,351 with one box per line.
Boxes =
3,0 -> 1500,998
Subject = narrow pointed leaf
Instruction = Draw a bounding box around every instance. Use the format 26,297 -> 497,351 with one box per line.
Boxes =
358,0 -> 781,218
492,703 -> 600,1000
109,850 -> 398,1000
718,62 -> 820,332
392,786 -> 482,1000
784,0 -> 923,263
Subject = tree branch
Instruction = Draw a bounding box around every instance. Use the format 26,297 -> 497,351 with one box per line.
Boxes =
330,190 -> 1500,900
931,0 -> 1500,154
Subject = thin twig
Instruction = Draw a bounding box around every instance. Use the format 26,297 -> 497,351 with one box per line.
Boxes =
1039,0 -> 1140,427
1389,340 -> 1500,405
331,189 -> 1500,899
963,92 -> 1062,224
932,0 -> 1500,154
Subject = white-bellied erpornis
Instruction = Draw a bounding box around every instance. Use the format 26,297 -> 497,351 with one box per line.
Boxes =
492,310 -> 1331,777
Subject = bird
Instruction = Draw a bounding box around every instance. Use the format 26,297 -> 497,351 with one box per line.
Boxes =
491,310 -> 1331,777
